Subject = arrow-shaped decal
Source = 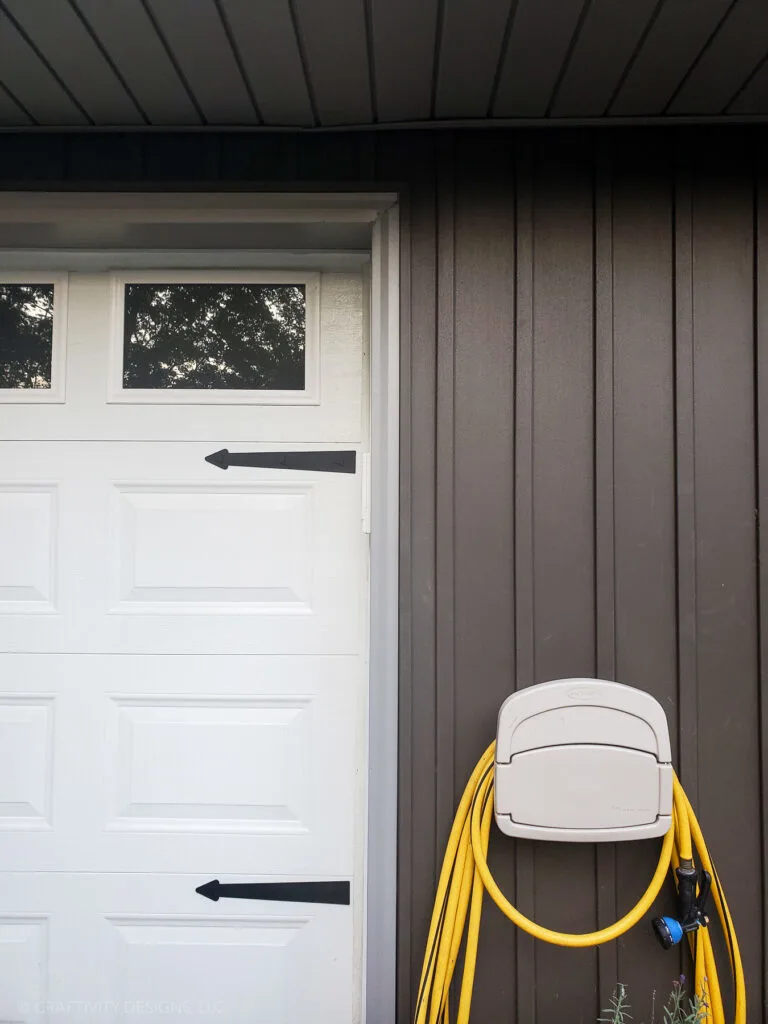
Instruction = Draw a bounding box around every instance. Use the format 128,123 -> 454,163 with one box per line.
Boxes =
205,449 -> 356,474
196,879 -> 350,905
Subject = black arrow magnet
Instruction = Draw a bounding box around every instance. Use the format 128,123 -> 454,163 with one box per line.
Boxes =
196,879 -> 351,905
205,449 -> 356,474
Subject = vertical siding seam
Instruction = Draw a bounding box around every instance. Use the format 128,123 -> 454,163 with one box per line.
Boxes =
396,182 -> 415,1022
435,131 -> 456,869
754,133 -> 768,1018
673,136 -> 699,801
513,136 -> 537,1024
508,132 -> 519,1009
594,135 -> 619,1013
594,141 -> 617,675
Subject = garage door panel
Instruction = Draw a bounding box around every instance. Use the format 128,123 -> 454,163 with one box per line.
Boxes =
0,874 -> 353,1024
0,655 -> 359,875
0,265 -> 365,1017
0,442 -> 363,654
0,272 -> 364,444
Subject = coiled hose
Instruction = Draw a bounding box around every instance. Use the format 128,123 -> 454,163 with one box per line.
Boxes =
414,741 -> 746,1024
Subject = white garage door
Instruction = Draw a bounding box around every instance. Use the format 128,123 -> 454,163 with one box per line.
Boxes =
0,270 -> 369,1022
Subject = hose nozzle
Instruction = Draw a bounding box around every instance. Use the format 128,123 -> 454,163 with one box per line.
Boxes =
652,915 -> 684,949
652,867 -> 712,950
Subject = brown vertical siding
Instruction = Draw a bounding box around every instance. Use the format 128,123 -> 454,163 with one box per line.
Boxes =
0,127 -> 764,1022
610,134 -> 681,1007
528,133 -> 600,1022
757,134 -> 768,1012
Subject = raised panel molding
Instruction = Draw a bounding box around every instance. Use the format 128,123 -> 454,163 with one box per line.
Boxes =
106,696 -> 313,834
0,485 -> 57,613
110,484 -> 313,614
0,917 -> 48,1020
0,696 -> 54,829
108,916 -> 306,1022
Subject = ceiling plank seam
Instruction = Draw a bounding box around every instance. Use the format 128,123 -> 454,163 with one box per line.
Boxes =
429,0 -> 447,119
725,47 -> 768,114
286,0 -> 320,128
212,0 -> 263,124
545,0 -> 595,116
138,0 -> 206,124
0,0 -> 94,124
603,0 -> 669,116
0,78 -> 36,123
68,0 -> 149,124
662,0 -> 739,113
486,0 -> 522,118
363,0 -> 379,123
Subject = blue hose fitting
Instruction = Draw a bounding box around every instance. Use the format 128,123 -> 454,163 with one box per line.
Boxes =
652,915 -> 684,949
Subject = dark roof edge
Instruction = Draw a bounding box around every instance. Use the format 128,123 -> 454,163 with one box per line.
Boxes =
1,114 -> 768,134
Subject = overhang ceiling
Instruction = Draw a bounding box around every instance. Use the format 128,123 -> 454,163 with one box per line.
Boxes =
0,0 -> 766,130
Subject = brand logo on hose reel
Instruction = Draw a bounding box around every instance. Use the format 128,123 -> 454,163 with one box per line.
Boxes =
567,686 -> 597,701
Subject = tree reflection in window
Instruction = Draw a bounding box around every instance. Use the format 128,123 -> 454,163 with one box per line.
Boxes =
0,284 -> 54,389
123,283 -> 306,390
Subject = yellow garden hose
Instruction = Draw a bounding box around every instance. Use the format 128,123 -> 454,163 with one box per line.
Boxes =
415,741 -> 746,1024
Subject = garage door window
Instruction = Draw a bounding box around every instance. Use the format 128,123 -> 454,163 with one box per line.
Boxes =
110,271 -> 320,405
0,274 -> 67,403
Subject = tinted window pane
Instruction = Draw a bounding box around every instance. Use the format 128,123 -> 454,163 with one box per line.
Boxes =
123,283 -> 306,390
0,284 -> 54,389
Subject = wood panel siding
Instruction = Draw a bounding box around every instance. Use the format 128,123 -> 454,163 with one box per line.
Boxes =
0,126 -> 764,1022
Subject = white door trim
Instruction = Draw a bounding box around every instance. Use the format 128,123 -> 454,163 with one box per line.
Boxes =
0,191 -> 400,1023
0,191 -> 395,222
364,206 -> 399,1024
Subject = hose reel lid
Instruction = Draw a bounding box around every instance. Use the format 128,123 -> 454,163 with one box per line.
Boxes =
494,678 -> 673,842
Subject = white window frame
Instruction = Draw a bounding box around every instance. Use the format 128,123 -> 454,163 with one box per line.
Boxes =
0,271 -> 68,404
108,269 -> 321,406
